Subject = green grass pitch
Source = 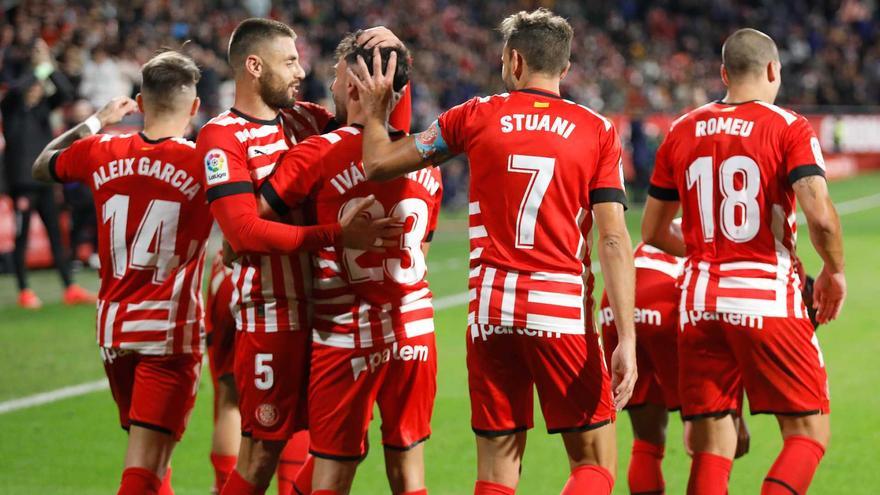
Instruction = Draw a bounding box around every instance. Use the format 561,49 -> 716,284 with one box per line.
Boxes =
1,172 -> 878,494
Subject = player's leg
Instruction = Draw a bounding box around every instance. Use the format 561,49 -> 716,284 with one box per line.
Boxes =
277,431 -> 310,495
725,316 -> 831,495
628,402 -> 670,494
212,375 -> 241,493
467,325 -> 534,494
309,337 -> 383,494
377,333 -> 437,494
526,331 -> 616,494
679,315 -> 742,495
11,193 -> 39,307
224,331 -> 309,494
118,352 -> 202,495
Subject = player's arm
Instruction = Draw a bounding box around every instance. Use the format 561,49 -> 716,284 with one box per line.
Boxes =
641,197 -> 686,257
349,49 -> 456,180
793,175 -> 845,323
593,202 -> 637,410
33,96 -> 137,182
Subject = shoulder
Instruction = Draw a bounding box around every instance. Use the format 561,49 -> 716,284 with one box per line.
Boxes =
666,102 -> 719,135
560,98 -> 614,132
753,101 -> 801,127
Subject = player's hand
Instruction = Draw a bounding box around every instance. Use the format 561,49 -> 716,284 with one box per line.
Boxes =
340,195 -> 404,252
357,26 -> 404,50
221,240 -> 239,268
348,48 -> 397,122
813,265 -> 846,324
733,414 -> 751,459
96,96 -> 139,128
610,339 -> 637,411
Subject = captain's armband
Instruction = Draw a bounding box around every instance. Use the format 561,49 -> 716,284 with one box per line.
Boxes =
414,120 -> 451,163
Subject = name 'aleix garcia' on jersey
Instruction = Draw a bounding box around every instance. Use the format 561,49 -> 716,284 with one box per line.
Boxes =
91,151 -> 202,200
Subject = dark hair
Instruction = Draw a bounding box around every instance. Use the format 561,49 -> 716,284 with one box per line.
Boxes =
335,30 -> 411,92
227,18 -> 296,70
140,50 -> 200,114
722,28 -> 780,80
499,8 -> 572,75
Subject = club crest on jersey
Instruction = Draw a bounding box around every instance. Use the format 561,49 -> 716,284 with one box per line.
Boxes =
205,149 -> 229,185
811,137 -> 826,170
255,403 -> 279,427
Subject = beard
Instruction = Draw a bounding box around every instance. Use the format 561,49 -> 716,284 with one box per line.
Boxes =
259,67 -> 297,110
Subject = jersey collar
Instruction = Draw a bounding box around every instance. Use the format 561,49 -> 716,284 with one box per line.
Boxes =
138,132 -> 172,144
516,88 -> 562,99
230,107 -> 281,126
715,99 -> 760,106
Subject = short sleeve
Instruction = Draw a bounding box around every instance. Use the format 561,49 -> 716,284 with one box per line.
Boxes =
589,123 -> 628,208
196,124 -> 253,202
261,136 -> 327,216
647,134 -> 680,201
784,117 -> 826,184
50,134 -> 102,183
436,97 -> 481,154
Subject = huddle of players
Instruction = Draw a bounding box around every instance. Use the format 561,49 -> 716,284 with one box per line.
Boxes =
30,6 -> 846,495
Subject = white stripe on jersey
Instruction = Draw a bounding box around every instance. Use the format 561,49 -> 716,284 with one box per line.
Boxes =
404,318 -> 434,338
242,266 -> 256,332
531,271 -> 583,284
253,163 -> 276,181
469,201 -> 481,214
478,267 -> 496,322
260,257 -> 278,332
500,271 -> 518,326
527,290 -> 582,308
313,329 -> 356,349
470,225 -> 488,238
693,261 -> 711,311
470,247 -> 483,260
635,256 -> 684,278
103,302 -> 119,347
248,139 -> 289,159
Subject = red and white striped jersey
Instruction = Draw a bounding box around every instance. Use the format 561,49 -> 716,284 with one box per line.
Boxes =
437,89 -> 627,334
197,102 -> 333,332
633,242 -> 685,280
263,126 -> 442,348
649,100 -> 825,318
50,132 -> 211,354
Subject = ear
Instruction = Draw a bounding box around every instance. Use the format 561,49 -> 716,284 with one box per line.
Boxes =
348,78 -> 359,101
720,64 -> 730,86
767,61 -> 778,83
512,49 -> 525,80
245,54 -> 262,78
135,93 -> 145,113
560,61 -> 571,81
190,96 -> 201,117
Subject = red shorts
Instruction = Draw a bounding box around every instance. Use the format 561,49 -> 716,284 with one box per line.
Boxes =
235,330 -> 310,441
308,333 -> 437,460
101,348 -> 202,441
678,312 -> 830,419
600,275 -> 680,410
206,276 -> 236,385
467,325 -> 614,436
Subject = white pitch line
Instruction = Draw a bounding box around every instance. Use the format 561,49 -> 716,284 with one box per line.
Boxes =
3,191 -> 879,416
797,192 -> 880,225
0,379 -> 108,415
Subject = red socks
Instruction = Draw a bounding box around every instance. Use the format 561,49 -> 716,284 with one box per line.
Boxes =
561,464 -> 614,495
118,467 -> 162,495
293,455 -> 315,495
220,470 -> 264,495
474,480 -> 516,495
280,433 -> 310,495
211,454 -> 238,494
629,440 -> 665,494
401,491 -> 428,495
687,452 -> 733,495
762,435 -> 826,495
159,468 -> 174,495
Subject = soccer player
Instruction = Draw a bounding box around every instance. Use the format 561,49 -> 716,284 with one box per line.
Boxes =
350,9 -> 638,495
258,35 -> 438,495
641,28 -> 845,495
197,18 -> 406,494
33,51 -> 209,495
599,228 -> 752,494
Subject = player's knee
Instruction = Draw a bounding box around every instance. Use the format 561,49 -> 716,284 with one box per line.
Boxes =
242,439 -> 285,483
779,414 -> 830,448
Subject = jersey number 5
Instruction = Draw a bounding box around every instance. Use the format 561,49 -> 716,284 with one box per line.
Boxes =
103,194 -> 181,283
687,155 -> 761,243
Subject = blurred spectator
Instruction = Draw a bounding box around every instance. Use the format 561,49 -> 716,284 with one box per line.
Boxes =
0,37 -> 95,308
0,0 -> 878,211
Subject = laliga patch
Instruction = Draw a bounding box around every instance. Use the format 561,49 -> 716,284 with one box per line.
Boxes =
205,148 -> 230,185
810,137 -> 826,170
255,403 -> 279,427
